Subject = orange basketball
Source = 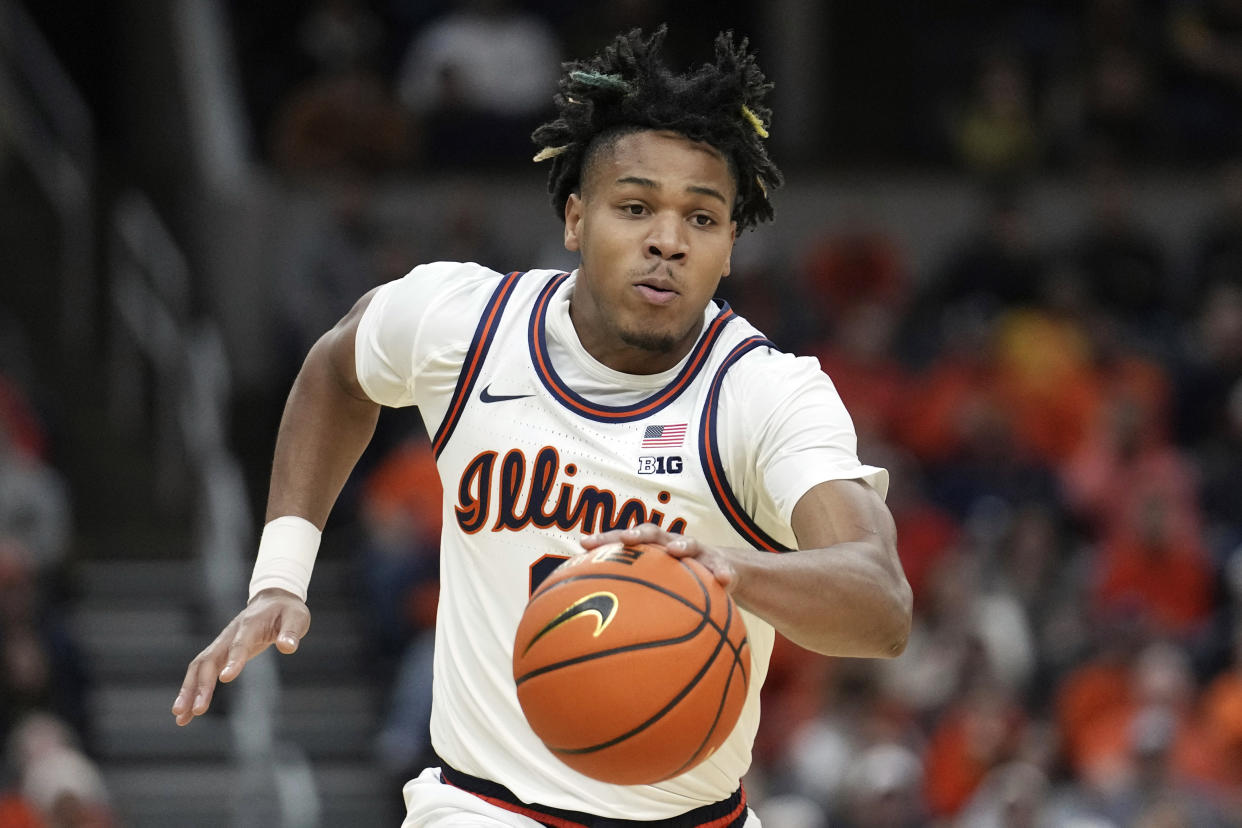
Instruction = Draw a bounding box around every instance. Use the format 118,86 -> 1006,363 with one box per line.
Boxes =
512,542 -> 750,785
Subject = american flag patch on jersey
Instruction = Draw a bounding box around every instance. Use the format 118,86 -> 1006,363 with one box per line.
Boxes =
642,423 -> 687,448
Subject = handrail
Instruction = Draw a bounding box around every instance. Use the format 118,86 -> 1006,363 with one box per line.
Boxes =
107,191 -> 322,827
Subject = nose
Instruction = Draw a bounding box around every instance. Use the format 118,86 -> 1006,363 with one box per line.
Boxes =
646,214 -> 687,261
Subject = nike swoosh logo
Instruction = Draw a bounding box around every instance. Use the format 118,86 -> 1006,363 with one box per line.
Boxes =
479,384 -> 533,403
523,591 -> 619,655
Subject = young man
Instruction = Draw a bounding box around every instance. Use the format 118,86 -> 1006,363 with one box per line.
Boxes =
173,28 -> 911,826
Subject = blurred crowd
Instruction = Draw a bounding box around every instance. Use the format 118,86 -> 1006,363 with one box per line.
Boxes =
0,320 -> 114,826
227,0 -> 1242,177
233,2 -> 1242,826
328,159 -> 1242,826
7,0 -> 1242,826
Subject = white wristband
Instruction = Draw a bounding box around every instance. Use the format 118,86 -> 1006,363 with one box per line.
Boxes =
248,516 -> 321,602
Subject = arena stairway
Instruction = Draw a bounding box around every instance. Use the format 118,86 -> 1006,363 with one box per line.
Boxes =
68,548 -> 404,826
62,399 -> 405,825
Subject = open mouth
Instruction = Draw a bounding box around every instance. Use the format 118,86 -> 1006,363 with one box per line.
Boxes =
633,270 -> 680,305
635,283 -> 678,305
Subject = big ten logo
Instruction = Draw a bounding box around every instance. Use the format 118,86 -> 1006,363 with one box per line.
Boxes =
637,455 -> 683,475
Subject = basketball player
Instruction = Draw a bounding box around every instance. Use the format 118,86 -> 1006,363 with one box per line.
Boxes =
173,27 -> 912,826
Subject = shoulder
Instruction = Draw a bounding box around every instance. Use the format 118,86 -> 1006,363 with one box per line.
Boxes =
716,343 -> 859,455
355,263 -> 538,406
374,261 -> 511,307
721,344 -> 836,408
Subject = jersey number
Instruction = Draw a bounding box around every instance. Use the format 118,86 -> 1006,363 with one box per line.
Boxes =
528,554 -> 570,596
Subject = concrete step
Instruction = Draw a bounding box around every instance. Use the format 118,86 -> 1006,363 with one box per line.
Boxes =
70,603 -> 373,683
90,684 -> 233,762
276,682 -> 384,759
71,558 -> 199,605
89,679 -> 383,763
103,758 -> 399,827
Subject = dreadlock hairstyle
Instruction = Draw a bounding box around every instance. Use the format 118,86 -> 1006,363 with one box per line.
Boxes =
531,26 -> 784,233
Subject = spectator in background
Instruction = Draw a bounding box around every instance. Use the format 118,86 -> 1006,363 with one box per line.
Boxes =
0,384 -> 71,579
1061,640 -> 1214,805
267,0 -> 412,175
949,48 -> 1043,182
273,176 -> 389,381
837,742 -> 925,828
1067,161 -> 1172,347
1045,0 -> 1166,166
906,186 -> 1044,356
776,664 -> 923,827
1095,703 -> 1230,827
1166,0 -> 1242,163
394,0 -> 561,167
1197,619 -> 1242,820
957,760 -> 1054,828
362,434 -> 444,783
0,542 -> 91,774
1185,156 -> 1242,310
923,678 -> 1029,820
1062,380 -> 1214,638
1177,297 -> 1242,551
3,713 -> 114,828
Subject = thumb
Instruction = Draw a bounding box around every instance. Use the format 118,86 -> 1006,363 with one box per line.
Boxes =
274,605 -> 311,655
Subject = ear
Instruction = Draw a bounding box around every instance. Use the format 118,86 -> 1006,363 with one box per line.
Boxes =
563,193 -> 584,252
721,221 -> 738,278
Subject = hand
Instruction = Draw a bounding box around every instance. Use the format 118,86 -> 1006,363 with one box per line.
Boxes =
171,588 -> 311,726
580,523 -> 742,593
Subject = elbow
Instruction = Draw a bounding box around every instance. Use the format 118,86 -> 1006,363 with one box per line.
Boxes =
879,579 -> 914,658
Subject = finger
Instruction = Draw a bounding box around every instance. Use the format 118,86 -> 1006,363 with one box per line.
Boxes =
219,625 -> 263,684
275,604 -> 312,655
173,657 -> 222,725
582,522 -> 669,549
664,535 -> 695,556
172,632 -> 232,724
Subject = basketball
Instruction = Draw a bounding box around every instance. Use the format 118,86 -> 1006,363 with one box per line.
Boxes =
512,541 -> 750,785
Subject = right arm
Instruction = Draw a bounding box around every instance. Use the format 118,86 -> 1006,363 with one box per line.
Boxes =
172,289 -> 381,726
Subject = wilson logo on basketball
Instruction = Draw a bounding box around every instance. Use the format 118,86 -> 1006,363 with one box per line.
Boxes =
454,446 -> 689,535
522,591 -> 619,655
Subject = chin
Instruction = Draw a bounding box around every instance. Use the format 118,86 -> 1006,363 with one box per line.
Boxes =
619,329 -> 681,354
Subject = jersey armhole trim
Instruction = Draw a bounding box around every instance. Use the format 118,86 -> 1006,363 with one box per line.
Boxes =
699,337 -> 792,553
431,270 -> 525,458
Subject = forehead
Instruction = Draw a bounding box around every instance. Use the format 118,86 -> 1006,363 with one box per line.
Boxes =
581,130 -> 737,198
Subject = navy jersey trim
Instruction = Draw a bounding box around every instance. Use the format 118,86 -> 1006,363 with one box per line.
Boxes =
437,757 -> 748,827
699,337 -> 792,553
528,273 -> 737,423
432,270 -> 525,459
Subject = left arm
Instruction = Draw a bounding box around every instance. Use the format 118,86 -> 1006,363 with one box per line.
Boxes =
581,477 -> 912,658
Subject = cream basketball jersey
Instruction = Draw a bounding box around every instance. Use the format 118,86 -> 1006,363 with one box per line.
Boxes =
355,263 -> 886,819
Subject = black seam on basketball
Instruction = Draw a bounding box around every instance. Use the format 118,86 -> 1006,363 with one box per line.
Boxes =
677,557 -> 749,685
514,622 -> 711,685
540,559 -> 733,756
664,594 -> 745,778
515,565 -> 715,685
548,602 -> 735,756
533,571 -> 708,615
531,563 -> 749,680
518,554 -> 751,759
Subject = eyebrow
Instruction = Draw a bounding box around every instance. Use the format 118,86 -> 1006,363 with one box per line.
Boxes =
615,176 -> 730,206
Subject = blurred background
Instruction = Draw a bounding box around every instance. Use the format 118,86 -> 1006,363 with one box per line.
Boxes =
3,0 -> 1242,825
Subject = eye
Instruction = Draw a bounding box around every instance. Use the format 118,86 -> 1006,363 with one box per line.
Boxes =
620,203 -> 647,216
690,214 -> 716,227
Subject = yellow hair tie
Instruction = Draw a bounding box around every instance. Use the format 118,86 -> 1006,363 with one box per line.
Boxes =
533,145 -> 570,162
741,105 -> 769,139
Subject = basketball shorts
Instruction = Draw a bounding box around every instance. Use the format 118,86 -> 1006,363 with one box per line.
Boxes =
401,766 -> 762,827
